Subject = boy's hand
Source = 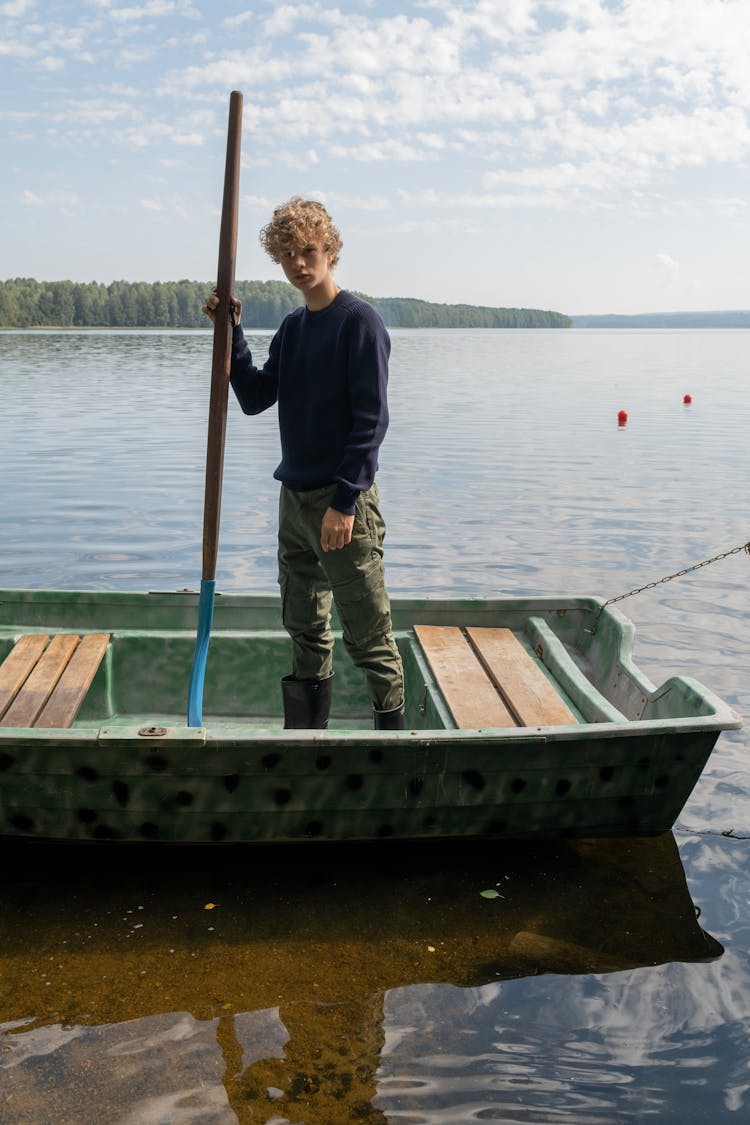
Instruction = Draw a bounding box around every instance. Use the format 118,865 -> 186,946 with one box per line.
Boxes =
203,292 -> 242,325
321,507 -> 354,551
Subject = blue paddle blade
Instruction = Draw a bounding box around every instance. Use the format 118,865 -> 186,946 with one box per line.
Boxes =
187,578 -> 216,726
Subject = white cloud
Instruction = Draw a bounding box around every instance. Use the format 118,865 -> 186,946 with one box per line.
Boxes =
109,0 -> 196,23
400,185 -> 577,212
240,193 -> 277,210
709,196 -> 746,217
171,131 -> 205,146
0,0 -> 35,16
656,252 -> 680,277
140,196 -> 189,218
51,98 -> 133,126
484,159 -> 621,194
257,3 -> 305,36
427,0 -> 539,41
21,189 -> 80,213
118,46 -> 158,66
0,110 -> 35,122
320,190 -> 391,212
72,108 -> 210,148
323,15 -> 462,77
0,36 -> 36,58
223,9 -> 254,29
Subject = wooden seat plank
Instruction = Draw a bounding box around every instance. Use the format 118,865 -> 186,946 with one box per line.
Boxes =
35,633 -> 110,729
414,624 -> 516,728
0,634 -> 80,728
0,634 -> 49,719
466,626 -> 577,726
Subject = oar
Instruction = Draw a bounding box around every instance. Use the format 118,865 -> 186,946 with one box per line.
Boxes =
188,89 -> 243,727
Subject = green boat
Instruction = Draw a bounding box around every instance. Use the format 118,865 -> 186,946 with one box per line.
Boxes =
0,587 -> 741,844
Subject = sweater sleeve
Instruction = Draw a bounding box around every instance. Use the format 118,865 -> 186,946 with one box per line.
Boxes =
229,324 -> 280,415
330,306 -> 391,514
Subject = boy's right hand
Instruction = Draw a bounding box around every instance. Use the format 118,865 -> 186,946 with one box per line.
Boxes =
203,292 -> 242,326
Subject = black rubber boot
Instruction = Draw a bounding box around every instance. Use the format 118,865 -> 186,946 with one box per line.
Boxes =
281,674 -> 333,729
373,699 -> 406,730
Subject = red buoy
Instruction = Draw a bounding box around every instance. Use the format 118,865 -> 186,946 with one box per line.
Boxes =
617,409 -> 628,426
683,393 -> 692,404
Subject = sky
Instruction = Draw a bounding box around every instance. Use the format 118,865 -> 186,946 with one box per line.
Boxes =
1,0 -> 749,316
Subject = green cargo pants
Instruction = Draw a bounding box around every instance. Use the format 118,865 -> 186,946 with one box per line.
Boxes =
277,482 -> 404,711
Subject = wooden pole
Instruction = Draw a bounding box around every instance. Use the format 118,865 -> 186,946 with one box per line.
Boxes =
188,90 -> 243,727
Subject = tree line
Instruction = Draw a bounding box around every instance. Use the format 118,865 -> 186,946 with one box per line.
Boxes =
0,278 -> 571,330
367,295 -> 570,328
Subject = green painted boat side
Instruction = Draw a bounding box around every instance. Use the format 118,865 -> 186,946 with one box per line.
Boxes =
0,588 -> 741,844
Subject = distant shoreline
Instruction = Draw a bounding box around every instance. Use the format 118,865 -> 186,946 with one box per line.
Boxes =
2,279 -> 748,330
571,310 -> 750,329
0,278 -> 569,330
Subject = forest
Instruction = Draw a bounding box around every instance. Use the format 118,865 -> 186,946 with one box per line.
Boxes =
0,278 -> 571,329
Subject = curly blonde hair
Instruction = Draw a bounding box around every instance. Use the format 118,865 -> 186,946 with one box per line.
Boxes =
260,197 -> 343,268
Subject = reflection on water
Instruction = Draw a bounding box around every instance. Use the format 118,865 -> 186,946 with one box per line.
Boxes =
0,835 -> 727,1123
1,328 -> 749,1122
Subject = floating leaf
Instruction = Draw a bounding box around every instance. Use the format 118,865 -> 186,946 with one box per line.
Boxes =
204,903 -> 217,910
480,889 -> 502,899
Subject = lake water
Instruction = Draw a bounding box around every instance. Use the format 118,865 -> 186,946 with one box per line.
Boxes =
0,327 -> 749,1123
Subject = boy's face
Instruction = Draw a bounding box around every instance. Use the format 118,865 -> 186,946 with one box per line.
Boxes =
279,239 -> 334,299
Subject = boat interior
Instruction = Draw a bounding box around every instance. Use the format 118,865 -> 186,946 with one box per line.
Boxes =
0,592 -> 730,734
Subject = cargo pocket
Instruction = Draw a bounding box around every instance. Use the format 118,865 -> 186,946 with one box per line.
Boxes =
333,560 -> 392,650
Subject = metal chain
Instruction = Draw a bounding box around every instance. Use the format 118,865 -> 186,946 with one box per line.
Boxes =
587,539 -> 750,631
602,540 -> 750,609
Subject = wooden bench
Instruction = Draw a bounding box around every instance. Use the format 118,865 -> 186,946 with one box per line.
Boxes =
0,633 -> 110,729
414,625 -> 577,729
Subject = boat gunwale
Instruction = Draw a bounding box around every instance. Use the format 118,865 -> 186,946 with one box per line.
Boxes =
0,704 -> 740,743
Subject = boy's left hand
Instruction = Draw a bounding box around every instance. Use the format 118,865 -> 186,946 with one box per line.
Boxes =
321,507 -> 354,551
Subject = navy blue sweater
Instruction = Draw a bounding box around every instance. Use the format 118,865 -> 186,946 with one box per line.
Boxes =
230,290 -> 391,515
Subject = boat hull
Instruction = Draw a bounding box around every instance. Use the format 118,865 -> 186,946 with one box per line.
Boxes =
0,589 -> 741,844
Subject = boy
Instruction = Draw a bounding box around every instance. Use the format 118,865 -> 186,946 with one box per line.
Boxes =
205,197 -> 405,730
